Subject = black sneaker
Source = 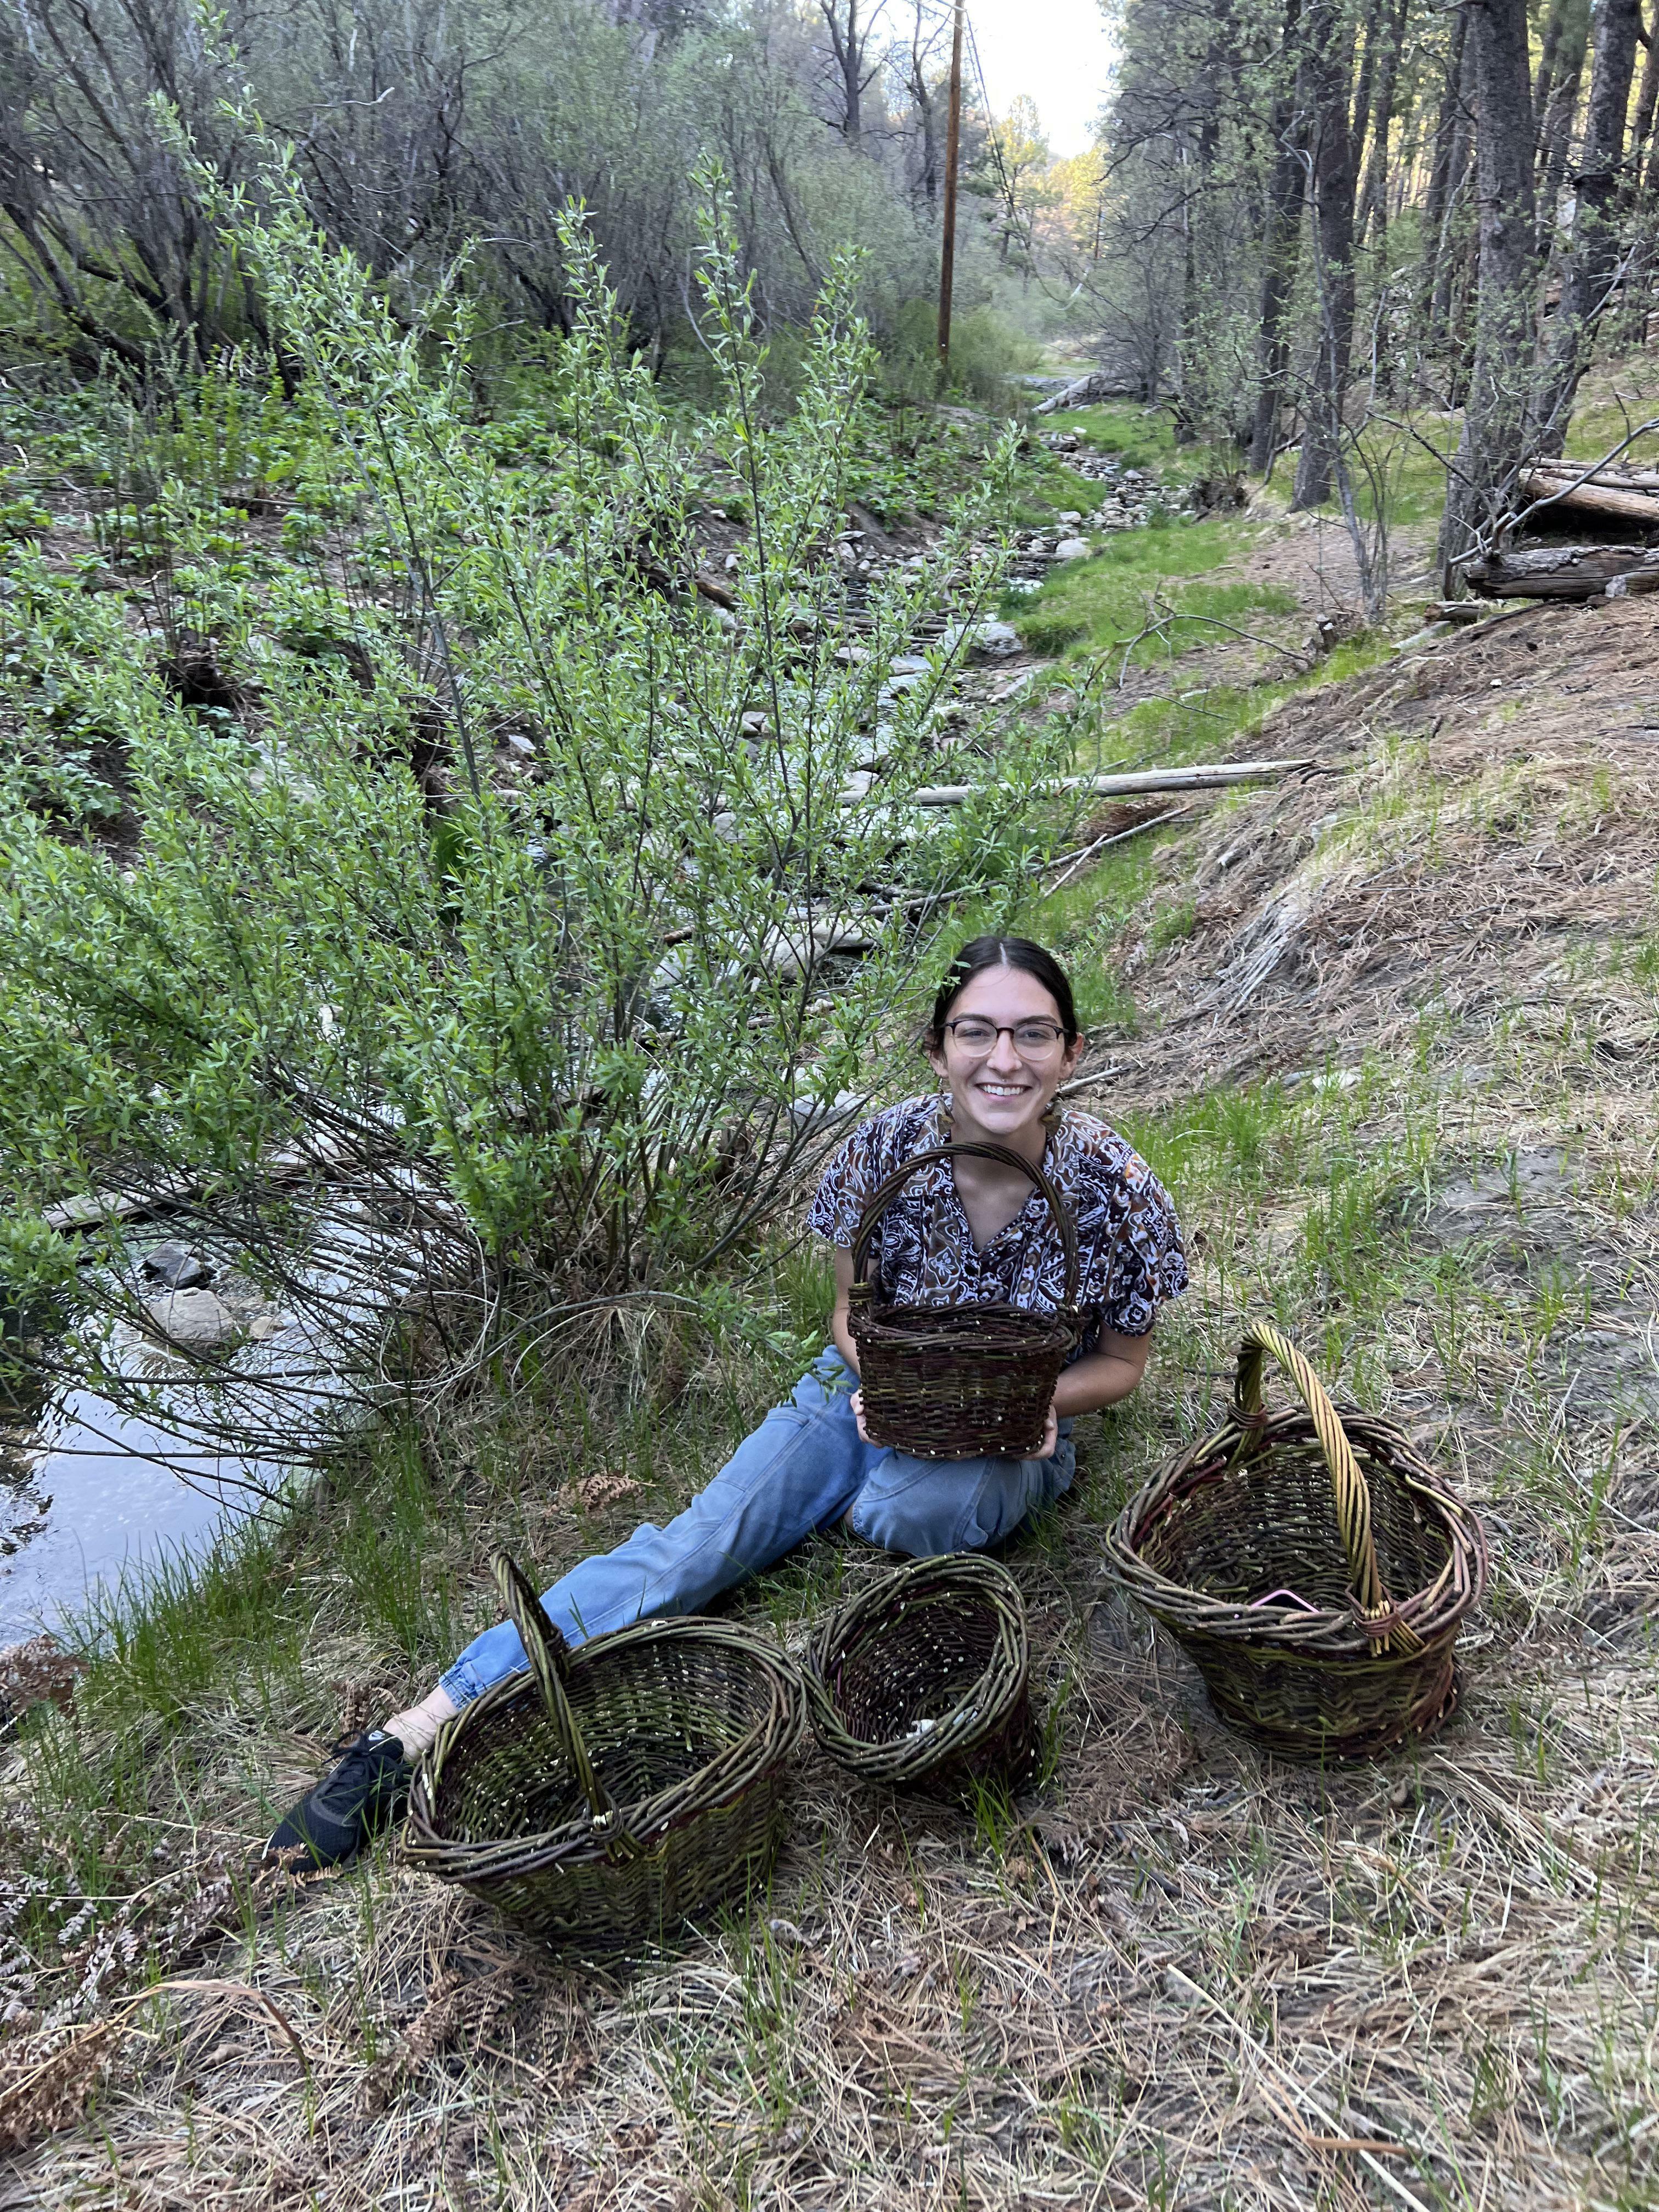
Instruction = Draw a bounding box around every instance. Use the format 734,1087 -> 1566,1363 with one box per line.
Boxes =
264,1730 -> 409,1869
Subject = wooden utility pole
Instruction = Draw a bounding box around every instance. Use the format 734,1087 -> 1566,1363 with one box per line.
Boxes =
936,0 -> 964,374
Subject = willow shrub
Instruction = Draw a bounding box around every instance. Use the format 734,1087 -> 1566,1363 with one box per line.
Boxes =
0,171 -> 1075,1446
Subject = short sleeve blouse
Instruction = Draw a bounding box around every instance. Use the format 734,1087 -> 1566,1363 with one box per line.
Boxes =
806,1096 -> 1188,1358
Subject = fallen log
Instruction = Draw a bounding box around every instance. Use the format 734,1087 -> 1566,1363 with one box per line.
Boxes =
1464,544 -> 1659,599
1517,470 -> 1659,527
1523,459 -> 1659,493
865,758 -> 1314,808
1033,370 -> 1143,416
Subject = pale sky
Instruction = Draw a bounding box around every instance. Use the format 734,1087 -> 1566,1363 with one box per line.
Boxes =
963,0 -> 1115,157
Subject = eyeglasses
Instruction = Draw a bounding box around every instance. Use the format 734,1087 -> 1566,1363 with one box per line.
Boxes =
943,1017 -> 1069,1058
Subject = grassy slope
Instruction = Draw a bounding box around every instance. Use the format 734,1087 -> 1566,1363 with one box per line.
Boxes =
4,382 -> 1658,2209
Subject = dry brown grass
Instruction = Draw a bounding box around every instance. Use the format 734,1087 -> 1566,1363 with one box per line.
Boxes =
3,594 -> 1658,2209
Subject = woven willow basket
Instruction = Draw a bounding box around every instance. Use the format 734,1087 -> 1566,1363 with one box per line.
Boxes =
848,1141 -> 1080,1460
403,1556 -> 806,1951
804,1554 -> 1037,1793
1103,1323 -> 1487,1761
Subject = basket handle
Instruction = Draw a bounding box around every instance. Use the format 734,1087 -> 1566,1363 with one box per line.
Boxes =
1229,1322 -> 1415,1649
848,1141 -> 1080,1311
491,1553 -> 641,1863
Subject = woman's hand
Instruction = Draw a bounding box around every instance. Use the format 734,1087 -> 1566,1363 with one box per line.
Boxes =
1035,1398 -> 1059,1461
850,1386 -> 873,1445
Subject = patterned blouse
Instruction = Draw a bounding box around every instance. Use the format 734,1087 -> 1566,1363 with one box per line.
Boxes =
808,1096 -> 1188,1359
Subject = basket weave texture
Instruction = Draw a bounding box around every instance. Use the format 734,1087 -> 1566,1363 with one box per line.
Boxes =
848,1141 -> 1079,1460
403,1556 -> 805,1950
804,1554 -> 1037,1793
1103,1322 -> 1487,1760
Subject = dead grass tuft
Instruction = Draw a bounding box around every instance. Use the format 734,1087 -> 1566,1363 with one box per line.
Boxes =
0,2022 -> 112,2156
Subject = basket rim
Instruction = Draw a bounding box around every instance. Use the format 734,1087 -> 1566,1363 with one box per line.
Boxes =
1102,1405 -> 1488,1657
803,1554 -> 1030,1781
403,1615 -> 805,1878
852,1297 -> 1077,1348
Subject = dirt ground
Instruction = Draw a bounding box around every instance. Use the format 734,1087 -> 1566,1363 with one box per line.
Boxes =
1084,589 -> 1659,1109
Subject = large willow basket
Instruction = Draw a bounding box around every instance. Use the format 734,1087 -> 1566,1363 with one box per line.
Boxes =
848,1142 -> 1080,1460
1103,1323 -> 1487,1761
804,1554 -> 1037,1794
403,1556 -> 806,1951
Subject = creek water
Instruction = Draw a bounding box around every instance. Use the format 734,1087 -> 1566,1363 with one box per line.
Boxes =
1,1391 -> 272,1646
1,1193 -> 445,1650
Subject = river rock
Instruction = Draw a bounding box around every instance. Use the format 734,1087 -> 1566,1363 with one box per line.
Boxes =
142,1240 -> 210,1289
972,620 -> 1021,657
1054,537 -> 1092,562
144,1288 -> 240,1351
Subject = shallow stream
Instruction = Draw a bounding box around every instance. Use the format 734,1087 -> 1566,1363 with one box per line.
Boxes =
2,1190 -> 447,1650
1,1390 -> 271,1646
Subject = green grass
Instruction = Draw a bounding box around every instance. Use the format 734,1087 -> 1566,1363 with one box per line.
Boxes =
1004,524 -> 1295,668
1040,402 -> 1181,472
1008,452 -> 1114,528
1063,623 -> 1397,782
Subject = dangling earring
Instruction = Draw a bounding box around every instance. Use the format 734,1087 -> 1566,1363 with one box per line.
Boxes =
1041,1096 -> 1062,1132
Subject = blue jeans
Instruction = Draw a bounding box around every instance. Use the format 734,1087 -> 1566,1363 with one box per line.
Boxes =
439,1348 -> 1075,1708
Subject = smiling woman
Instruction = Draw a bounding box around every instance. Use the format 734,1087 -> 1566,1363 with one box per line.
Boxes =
264,938 -> 1189,1870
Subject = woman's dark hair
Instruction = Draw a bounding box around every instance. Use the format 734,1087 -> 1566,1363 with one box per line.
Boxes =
927,937 -> 1079,1045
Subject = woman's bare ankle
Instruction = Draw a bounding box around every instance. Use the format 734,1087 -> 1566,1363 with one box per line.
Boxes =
383,1685 -> 459,1758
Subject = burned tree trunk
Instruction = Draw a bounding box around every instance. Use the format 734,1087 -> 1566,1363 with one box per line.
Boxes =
1440,0 -> 1540,581
1292,0 -> 1360,509
1533,0 -> 1590,242
1355,0 -> 1409,243
1421,12 -> 1474,351
1248,0 -> 1307,473
1535,0 -> 1643,449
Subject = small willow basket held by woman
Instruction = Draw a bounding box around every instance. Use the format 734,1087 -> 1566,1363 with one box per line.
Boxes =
848,1141 -> 1080,1460
804,1554 -> 1037,1795
403,1556 -> 805,1951
1103,1323 -> 1487,1760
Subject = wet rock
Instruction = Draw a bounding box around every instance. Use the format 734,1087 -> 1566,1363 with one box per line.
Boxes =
143,1288 -> 240,1351
141,1240 -> 210,1289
